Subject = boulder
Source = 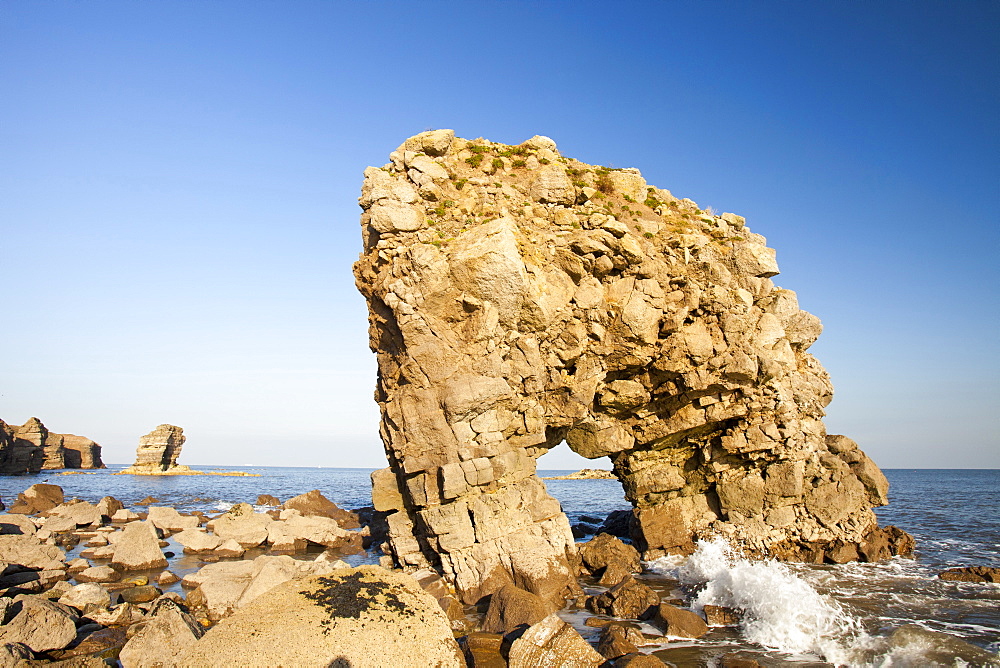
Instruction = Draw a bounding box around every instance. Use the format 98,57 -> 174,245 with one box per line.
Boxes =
459,631 -> 505,668
173,528 -> 222,553
586,575 -> 660,619
118,598 -> 204,668
111,508 -> 140,523
0,596 -> 78,652
75,566 -> 120,584
481,583 -> 552,634
0,533 -> 66,571
579,533 -> 641,586
269,510 -> 355,549
111,521 -> 167,571
0,642 -> 33,664
175,566 -> 465,667
281,490 -> 360,529
615,654 -> 669,667
209,503 -> 272,547
45,500 -> 101,528
506,614 -> 605,667
0,514 -> 38,536
598,623 -> 645,660
703,604 -> 739,626
651,603 -> 707,638
58,583 -> 111,611
213,539 -> 244,559
8,484 -> 64,515
119,584 -> 161,604
255,494 -> 281,506
146,506 -> 200,532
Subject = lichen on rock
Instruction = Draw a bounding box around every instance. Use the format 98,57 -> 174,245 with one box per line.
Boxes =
354,130 -> 910,605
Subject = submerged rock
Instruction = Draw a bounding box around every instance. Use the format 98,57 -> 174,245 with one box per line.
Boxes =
176,565 -> 465,667
354,131 -> 907,604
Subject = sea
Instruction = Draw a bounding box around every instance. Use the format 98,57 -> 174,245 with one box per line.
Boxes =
1,466 -> 997,667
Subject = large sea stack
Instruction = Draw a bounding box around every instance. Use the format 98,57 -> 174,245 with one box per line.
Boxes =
353,130 -> 911,605
120,424 -> 188,474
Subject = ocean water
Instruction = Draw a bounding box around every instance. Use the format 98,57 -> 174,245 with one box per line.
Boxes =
0,466 -> 996,666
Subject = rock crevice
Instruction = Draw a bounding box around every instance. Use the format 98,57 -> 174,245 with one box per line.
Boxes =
354,130 -> 908,604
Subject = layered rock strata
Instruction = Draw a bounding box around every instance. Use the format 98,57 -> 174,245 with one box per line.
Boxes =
0,418 -> 103,474
120,424 -> 188,474
354,130 -> 907,604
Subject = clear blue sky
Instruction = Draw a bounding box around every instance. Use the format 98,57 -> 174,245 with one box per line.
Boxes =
2,1 -> 997,469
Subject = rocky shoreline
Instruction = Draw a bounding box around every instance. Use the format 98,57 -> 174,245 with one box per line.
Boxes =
543,469 -> 618,480
0,480 -> 996,667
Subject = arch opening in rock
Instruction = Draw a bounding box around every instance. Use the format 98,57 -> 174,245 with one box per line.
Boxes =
354,130 -> 911,606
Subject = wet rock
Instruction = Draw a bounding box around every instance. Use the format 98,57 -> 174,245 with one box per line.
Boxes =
579,533 -> 641,586
9,484 -> 64,515
58,583 -> 111,611
110,521 -> 166,571
481,583 -> 552,634
598,623 -> 644,659
506,613 -> 605,667
208,503 -> 272,547
146,506 -> 200,532
651,603 -> 707,638
0,596 -> 78,652
255,494 -> 281,506
176,566 -> 464,667
938,566 -> 1000,583
719,653 -> 763,668
703,604 -> 739,626
586,575 -> 660,619
281,490 -> 360,529
887,625 -> 999,666
459,631 -> 505,668
135,497 -> 158,506
118,585 -> 161,604
118,598 -> 204,668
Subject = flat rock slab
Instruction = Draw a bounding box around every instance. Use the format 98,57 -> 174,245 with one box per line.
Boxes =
0,596 -> 78,652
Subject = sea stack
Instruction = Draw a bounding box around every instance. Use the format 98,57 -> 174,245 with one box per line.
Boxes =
354,130 -> 912,604
120,424 -> 189,474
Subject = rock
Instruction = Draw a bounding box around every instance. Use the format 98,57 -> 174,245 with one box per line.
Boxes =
146,506 -> 200,532
0,642 -> 33,664
66,558 -> 89,573
481,583 -> 552,634
506,614 -> 605,667
255,494 -> 281,506
91,602 -> 143,627
118,585 -> 161,604
719,653 -> 763,668
173,528 -> 222,553
544,468 -> 617,480
119,424 -> 185,473
459,631 -> 505,668
0,514 -> 38,536
939,566 -> 1000,583
651,603 -> 708,638
45,500 -> 102,528
354,131 -> 901,606
175,566 -> 464,667
209,503 -> 272,547
75,566 -> 120,584
110,521 -> 167,571
268,511 -> 356,550
0,596 -> 78,652
157,571 -> 180,586
598,623 -> 645,659
118,598 -> 204,668
213,539 -> 244,559
49,625 -> 128,662
579,533 -> 642,586
58,583 -> 111,611
0,533 -> 66,571
703,604 -> 739,626
282,490 -> 360,529
8,484 -> 64,515
0,419 -> 43,475
586,575 -> 660,619
135,497 -> 158,506
110,509 -> 140,523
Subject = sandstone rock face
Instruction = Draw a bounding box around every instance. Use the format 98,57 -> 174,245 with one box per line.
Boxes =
2,418 -> 104,471
0,419 -> 42,475
354,131 -> 906,603
176,566 -> 465,667
122,424 -> 185,473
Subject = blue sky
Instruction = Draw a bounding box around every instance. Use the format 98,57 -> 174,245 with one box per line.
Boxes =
1,1 -> 997,469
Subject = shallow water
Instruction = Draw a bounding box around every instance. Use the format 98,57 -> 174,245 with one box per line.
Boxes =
1,466 -> 996,665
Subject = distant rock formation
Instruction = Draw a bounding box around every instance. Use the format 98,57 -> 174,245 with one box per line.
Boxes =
120,425 -> 189,474
354,130 -> 911,605
0,418 -> 103,474
542,469 -> 617,480
0,419 -> 43,475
